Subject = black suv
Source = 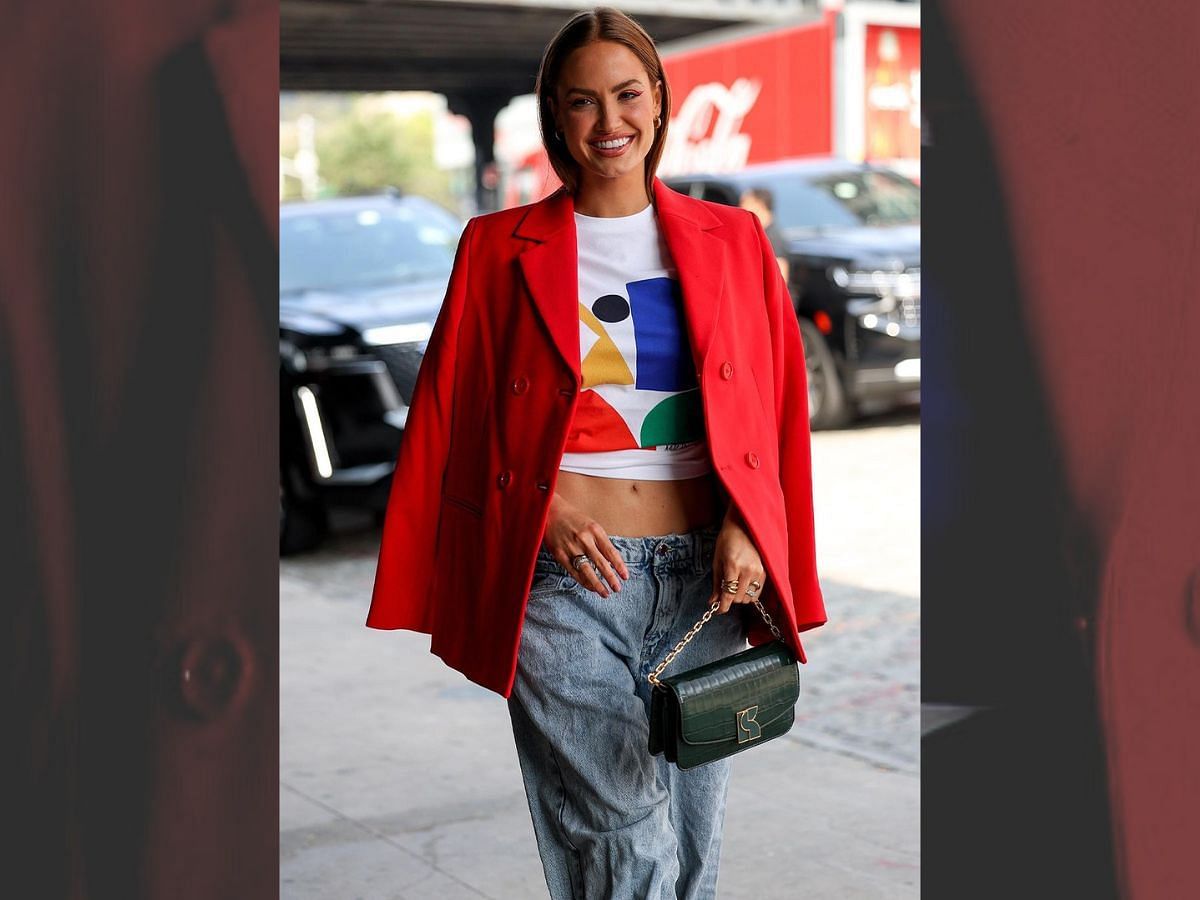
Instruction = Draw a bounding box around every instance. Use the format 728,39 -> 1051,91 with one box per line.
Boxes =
666,158 -> 920,428
280,192 -> 464,553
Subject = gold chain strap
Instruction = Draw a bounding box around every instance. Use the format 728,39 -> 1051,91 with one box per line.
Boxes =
647,598 -> 784,687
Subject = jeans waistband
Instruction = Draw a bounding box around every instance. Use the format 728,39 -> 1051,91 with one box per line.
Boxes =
536,521 -> 721,576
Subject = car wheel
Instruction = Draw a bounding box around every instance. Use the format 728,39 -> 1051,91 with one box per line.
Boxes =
281,468 -> 328,555
798,317 -> 853,430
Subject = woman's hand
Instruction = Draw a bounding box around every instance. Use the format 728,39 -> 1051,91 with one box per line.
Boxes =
542,493 -> 629,597
710,504 -> 768,614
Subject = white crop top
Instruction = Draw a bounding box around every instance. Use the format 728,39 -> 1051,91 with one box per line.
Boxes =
558,203 -> 713,481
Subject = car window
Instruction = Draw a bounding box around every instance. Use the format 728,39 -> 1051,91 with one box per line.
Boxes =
667,180 -> 696,198
280,199 -> 461,293
700,184 -> 739,206
756,170 -> 920,232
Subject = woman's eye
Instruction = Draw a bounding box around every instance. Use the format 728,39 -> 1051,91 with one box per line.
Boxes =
568,91 -> 639,108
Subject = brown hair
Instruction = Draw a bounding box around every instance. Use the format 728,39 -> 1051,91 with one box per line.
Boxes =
534,7 -> 671,199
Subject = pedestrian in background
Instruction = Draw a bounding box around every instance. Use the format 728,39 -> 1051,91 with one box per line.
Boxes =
367,7 -> 825,898
739,187 -> 790,285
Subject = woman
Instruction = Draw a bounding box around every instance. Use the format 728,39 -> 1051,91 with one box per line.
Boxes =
368,7 -> 826,898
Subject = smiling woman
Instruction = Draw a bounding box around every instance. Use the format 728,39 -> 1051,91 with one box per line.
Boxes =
367,7 -> 826,899
536,10 -> 669,215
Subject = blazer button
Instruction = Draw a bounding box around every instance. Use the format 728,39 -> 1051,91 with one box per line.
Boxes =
497,470 -> 512,489
745,451 -> 760,469
512,376 -> 530,395
535,480 -> 550,491
720,361 -> 734,380
177,635 -> 247,721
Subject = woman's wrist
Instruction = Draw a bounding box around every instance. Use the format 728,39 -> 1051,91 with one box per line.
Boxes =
722,502 -> 745,530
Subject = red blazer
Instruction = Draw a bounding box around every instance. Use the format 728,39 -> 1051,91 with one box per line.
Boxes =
367,177 -> 826,696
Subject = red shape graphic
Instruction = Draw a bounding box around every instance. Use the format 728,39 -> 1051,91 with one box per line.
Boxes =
563,391 -> 638,452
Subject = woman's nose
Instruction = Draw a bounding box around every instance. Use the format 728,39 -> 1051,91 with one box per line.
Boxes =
597,101 -> 621,133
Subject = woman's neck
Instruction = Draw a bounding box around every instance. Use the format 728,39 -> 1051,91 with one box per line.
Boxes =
573,168 -> 652,217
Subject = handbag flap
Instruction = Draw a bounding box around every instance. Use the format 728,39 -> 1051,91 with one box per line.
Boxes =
662,641 -> 799,746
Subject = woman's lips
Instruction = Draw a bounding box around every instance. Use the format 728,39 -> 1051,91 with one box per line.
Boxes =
588,135 -> 635,158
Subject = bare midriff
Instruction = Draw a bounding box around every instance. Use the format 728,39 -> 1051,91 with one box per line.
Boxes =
553,469 -> 728,538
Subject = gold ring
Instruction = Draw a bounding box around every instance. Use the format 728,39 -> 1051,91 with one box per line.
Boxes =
749,580 -> 762,589
722,582 -> 739,595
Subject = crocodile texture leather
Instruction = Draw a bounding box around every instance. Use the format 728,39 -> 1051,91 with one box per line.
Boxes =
649,641 -> 799,770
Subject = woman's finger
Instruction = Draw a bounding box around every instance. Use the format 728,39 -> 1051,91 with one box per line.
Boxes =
717,565 -> 745,614
561,541 -> 610,597
594,530 -> 630,583
739,570 -> 767,606
554,546 -> 602,595
579,531 -> 622,595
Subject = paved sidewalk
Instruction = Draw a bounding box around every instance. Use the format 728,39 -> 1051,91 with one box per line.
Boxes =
282,583 -> 917,899
281,416 -> 920,898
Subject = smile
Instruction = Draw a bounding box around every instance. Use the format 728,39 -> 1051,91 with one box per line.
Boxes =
590,135 -> 634,151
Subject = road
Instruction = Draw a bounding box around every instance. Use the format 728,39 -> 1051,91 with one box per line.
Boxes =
281,408 -> 919,899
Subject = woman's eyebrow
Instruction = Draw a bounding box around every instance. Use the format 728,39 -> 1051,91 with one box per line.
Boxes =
565,78 -> 642,97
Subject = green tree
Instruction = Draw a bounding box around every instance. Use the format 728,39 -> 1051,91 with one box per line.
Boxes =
316,108 -> 412,195
313,101 -> 455,207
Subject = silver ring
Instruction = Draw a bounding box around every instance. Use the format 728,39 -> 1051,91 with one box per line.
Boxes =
571,554 -> 593,571
745,587 -> 759,598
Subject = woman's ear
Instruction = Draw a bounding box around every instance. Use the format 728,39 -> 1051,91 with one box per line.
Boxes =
653,78 -> 663,119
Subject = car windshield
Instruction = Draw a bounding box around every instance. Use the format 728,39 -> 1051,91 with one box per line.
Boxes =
280,198 -> 461,293
758,170 -> 920,232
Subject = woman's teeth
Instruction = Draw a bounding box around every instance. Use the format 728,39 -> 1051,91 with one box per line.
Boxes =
593,137 -> 632,149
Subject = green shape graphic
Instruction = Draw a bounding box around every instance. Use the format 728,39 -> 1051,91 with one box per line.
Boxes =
640,390 -> 705,447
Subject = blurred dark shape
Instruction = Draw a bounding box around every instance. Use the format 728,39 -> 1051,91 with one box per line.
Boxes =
0,2 -> 278,897
925,0 -> 1200,896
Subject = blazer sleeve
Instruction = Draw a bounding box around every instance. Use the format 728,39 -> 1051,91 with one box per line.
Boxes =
366,217 -> 478,630
749,210 -> 827,634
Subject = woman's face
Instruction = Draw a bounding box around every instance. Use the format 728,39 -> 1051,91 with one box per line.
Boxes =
553,41 -> 662,187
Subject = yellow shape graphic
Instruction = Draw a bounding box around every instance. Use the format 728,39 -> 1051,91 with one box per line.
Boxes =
579,302 -> 633,389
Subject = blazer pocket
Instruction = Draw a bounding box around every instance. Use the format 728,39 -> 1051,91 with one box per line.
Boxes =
441,491 -> 484,518
747,361 -> 774,428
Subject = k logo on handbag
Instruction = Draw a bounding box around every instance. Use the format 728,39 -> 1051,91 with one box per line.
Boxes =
736,706 -> 762,743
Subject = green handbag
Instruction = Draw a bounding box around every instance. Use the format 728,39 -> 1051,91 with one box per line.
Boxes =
647,599 -> 800,770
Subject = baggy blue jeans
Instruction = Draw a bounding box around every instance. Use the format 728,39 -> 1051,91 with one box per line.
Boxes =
507,523 -> 748,900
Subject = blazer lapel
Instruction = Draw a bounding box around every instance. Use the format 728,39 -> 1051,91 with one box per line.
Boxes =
652,178 -> 727,374
513,178 -> 727,384
515,189 -> 582,382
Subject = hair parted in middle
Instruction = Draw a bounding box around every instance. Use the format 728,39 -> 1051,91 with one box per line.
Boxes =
534,7 -> 671,199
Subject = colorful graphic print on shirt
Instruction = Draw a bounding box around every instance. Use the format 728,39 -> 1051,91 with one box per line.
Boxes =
565,276 -> 705,452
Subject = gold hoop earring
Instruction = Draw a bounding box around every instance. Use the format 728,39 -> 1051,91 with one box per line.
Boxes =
555,129 -> 563,141
654,115 -> 661,128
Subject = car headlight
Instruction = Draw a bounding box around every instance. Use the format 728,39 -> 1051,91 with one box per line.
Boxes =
361,322 -> 435,346
843,266 -> 920,297
846,296 -> 897,317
